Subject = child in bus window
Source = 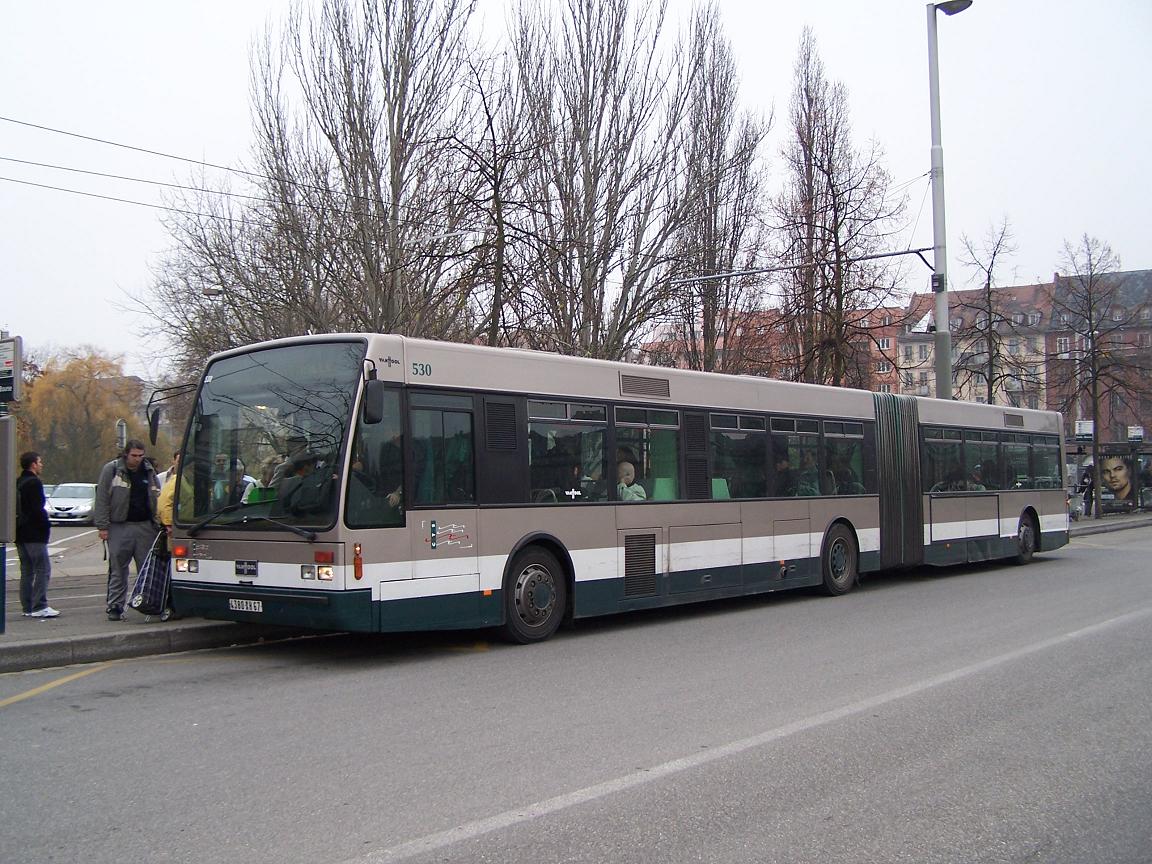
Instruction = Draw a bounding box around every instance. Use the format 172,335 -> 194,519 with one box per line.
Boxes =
617,461 -> 647,501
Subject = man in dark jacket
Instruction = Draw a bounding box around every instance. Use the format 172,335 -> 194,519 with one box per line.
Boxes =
16,451 -> 59,618
95,439 -> 160,621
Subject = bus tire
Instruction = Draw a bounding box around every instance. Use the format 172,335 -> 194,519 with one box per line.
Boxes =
820,523 -> 858,596
1014,513 -> 1038,565
501,546 -> 567,644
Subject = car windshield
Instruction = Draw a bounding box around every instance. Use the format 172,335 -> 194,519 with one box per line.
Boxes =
53,484 -> 94,499
176,340 -> 366,530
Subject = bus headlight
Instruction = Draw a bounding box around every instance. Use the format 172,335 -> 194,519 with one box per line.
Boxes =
175,558 -> 199,573
300,565 -> 316,580
317,565 -> 334,581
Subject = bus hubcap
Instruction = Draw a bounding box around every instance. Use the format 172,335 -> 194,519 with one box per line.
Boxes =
514,564 -> 555,626
830,540 -> 849,581
1019,522 -> 1034,552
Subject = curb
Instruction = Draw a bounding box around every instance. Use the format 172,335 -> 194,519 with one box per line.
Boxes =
0,623 -> 304,674
1069,517 -> 1152,538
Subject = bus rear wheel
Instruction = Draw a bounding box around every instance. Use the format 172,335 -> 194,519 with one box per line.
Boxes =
820,524 -> 858,596
1014,513 -> 1038,565
501,547 -> 567,644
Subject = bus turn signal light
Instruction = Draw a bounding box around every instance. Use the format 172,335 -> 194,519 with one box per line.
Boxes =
354,543 -> 363,581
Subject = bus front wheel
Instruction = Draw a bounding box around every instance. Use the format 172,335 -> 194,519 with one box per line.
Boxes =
820,524 -> 858,596
501,547 -> 567,644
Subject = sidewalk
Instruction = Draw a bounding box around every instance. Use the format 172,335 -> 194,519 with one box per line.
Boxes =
1065,509 -> 1152,536
1,566 -> 302,674
4,512 -> 1151,674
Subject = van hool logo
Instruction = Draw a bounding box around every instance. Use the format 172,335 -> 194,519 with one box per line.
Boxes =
423,519 -> 473,550
380,355 -> 401,368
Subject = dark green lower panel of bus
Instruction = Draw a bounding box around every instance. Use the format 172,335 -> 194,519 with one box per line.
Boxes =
922,529 -> 1069,567
171,536 -> 1060,635
172,581 -> 501,633
174,560 -> 827,635
573,561 -> 823,618
173,582 -> 379,631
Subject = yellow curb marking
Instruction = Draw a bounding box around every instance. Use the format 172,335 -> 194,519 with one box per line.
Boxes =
0,662 -> 116,709
447,641 -> 491,653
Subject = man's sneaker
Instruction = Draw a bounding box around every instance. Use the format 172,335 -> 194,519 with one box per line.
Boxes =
107,609 -> 125,622
29,606 -> 61,618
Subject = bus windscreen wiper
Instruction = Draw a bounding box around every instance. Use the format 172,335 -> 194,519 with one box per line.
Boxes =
187,502 -> 246,536
239,514 -> 317,542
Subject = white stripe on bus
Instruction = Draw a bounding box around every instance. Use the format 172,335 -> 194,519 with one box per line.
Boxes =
180,517 -> 1054,602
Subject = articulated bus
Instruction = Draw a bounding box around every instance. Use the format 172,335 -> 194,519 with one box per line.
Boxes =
168,334 -> 1069,643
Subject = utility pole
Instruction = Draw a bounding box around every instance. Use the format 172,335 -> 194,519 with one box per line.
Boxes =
926,0 -> 972,399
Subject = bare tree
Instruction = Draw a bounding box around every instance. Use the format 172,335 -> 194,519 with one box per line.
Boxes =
772,28 -> 907,388
661,4 -> 771,374
1045,234 -> 1151,517
952,219 -> 1037,403
449,52 -> 543,347
148,0 -> 483,377
507,0 -> 697,360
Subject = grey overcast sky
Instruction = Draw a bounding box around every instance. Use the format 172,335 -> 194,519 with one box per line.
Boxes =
2,0 -> 1149,378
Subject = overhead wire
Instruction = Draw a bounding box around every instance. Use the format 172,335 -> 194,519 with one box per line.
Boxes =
0,155 -> 273,205
0,114 -> 491,230
0,175 -> 276,229
1,114 -> 939,264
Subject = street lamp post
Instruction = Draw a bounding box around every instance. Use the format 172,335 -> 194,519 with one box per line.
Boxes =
927,0 -> 971,400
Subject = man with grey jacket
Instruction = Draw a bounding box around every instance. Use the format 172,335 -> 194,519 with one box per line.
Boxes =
95,439 -> 160,621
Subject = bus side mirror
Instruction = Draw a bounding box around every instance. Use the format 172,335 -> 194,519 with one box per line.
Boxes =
148,408 -> 160,445
362,379 -> 385,425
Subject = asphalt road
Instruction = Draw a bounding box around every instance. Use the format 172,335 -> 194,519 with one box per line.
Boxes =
2,530 -> 1151,864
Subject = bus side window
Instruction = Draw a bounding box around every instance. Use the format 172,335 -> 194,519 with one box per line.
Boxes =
614,408 -> 680,501
924,438 -> 964,492
530,425 -> 606,503
411,407 -> 475,506
710,421 -> 766,499
771,433 -> 798,497
346,389 -> 404,528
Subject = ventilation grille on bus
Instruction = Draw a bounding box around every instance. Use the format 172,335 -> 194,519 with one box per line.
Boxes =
485,402 -> 518,451
685,414 -> 710,499
624,534 -> 657,597
620,373 -> 670,399
1004,413 -> 1025,428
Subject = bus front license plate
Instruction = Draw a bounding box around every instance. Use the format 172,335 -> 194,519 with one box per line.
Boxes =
229,599 -> 263,613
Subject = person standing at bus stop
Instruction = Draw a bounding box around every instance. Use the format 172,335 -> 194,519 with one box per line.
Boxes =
15,451 -> 60,618
95,439 -> 161,621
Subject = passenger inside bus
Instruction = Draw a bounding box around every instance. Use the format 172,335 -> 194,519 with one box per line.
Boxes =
275,452 -> 318,514
242,454 -> 281,504
968,464 -> 987,491
345,412 -> 404,527
616,461 -> 647,501
772,448 -> 797,497
270,434 -> 310,488
796,449 -> 821,496
210,454 -> 246,509
930,468 -> 967,493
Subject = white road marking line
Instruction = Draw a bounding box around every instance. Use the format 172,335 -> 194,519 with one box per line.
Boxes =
350,605 -> 1152,863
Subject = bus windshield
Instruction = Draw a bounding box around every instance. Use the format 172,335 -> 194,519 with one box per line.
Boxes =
176,340 -> 367,530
